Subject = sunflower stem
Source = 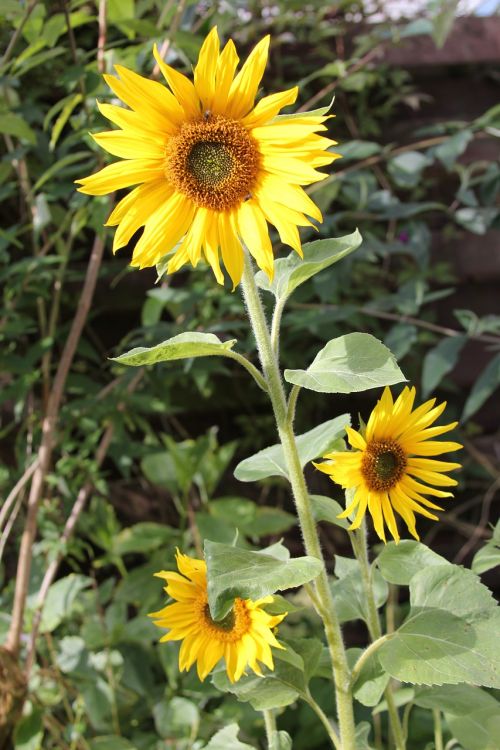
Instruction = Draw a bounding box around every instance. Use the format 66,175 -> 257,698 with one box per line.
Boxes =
263,709 -> 277,750
270,296 -> 286,357
305,691 -> 341,750
351,525 -> 406,750
241,252 -> 357,750
433,709 -> 444,750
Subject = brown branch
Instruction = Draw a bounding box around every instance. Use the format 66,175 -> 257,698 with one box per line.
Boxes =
1,0 -> 39,68
152,0 -> 187,78
0,459 -> 39,532
25,370 -> 143,675
291,302 -> 500,346
4,230 -> 107,657
97,0 -> 107,75
298,45 -> 384,113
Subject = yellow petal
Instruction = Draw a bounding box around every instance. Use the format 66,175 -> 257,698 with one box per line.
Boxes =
219,210 -> 244,289
194,26 -> 220,110
255,173 -> 323,222
237,200 -> 274,279
212,39 -> 240,114
226,36 -> 270,119
91,130 -> 166,160
76,159 -> 165,195
243,86 -> 298,128
153,43 -> 200,119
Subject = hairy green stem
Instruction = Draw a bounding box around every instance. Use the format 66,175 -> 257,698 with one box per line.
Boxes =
351,526 -> 406,750
240,253 -> 356,750
305,692 -> 341,750
263,709 -> 277,750
270,296 -> 286,357
433,709 -> 444,750
224,349 -> 269,392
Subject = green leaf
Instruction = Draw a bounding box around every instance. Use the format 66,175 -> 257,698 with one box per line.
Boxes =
89,739 -> 136,750
331,556 -> 388,625
0,113 -> 36,144
378,609 -> 500,687
433,130 -> 473,170
348,648 -> 389,707
355,722 -> 375,750
284,333 -> 405,394
213,639 -> 321,710
472,522 -> 500,574
112,332 -> 237,367
421,335 -> 466,397
234,415 -> 349,482
410,564 -> 497,617
112,522 -> 175,556
255,230 -> 362,299
334,141 -> 381,161
153,696 -> 199,739
388,152 -> 431,188
462,352 -> 500,420
13,710 -> 43,750
204,541 -> 322,620
310,494 -> 349,529
39,574 -> 91,632
203,724 -> 255,750
455,207 -> 498,235
213,670 -> 299,710
377,540 -> 448,585
414,685 -> 500,750
49,93 -> 82,150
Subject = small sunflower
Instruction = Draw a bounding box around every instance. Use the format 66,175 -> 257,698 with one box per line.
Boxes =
149,550 -> 286,683
76,27 -> 338,287
314,387 -> 462,543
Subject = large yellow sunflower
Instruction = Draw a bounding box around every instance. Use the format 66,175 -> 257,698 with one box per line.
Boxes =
149,550 -> 286,683
314,387 -> 462,543
76,27 -> 338,287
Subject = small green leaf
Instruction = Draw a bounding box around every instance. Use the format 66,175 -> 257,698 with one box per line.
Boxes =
204,541 -> 322,620
378,609 -> 500,688
421,335 -> 466,397
377,540 -> 447,585
0,113 -> 36,144
153,696 -> 198,739
112,332 -> 237,367
433,130 -> 473,170
388,152 -> 431,188
88,739 -> 136,750
472,523 -> 500,574
203,724 -> 255,750
331,556 -> 388,625
463,352 -> 500,420
349,648 -> 389,707
334,141 -> 381,161
255,230 -> 362,299
234,415 -> 349,482
49,93 -> 82,150
13,710 -> 43,750
284,333 -> 405,394
40,574 -> 91,632
310,494 -> 349,529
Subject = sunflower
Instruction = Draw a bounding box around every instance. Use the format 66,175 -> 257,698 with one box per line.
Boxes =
149,550 -> 286,683
76,28 -> 338,287
314,387 -> 462,543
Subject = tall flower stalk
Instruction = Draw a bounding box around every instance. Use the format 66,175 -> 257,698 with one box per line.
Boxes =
240,252 -> 357,750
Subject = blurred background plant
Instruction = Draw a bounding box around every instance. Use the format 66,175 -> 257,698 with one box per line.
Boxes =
0,1 -> 499,748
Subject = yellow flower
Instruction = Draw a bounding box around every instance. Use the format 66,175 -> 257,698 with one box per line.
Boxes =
76,27 -> 338,288
314,387 -> 462,543
149,550 -> 286,683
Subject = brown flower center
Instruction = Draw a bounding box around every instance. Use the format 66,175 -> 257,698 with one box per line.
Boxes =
199,597 -> 252,643
361,439 -> 407,491
165,114 -> 260,211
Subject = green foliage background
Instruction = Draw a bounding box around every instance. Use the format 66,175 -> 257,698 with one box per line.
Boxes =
1,1 -> 499,748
